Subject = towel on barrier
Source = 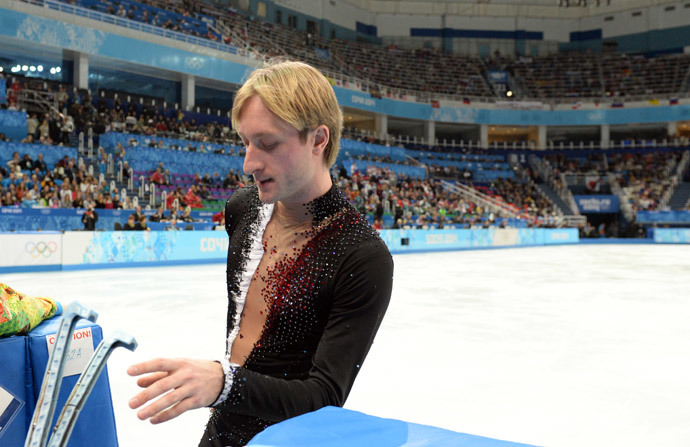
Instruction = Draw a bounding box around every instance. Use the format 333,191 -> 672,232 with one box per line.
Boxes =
0,283 -> 62,336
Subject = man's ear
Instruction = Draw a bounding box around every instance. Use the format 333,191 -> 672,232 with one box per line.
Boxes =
312,125 -> 330,155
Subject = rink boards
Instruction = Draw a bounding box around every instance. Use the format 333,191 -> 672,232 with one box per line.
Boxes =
2,227 -> 689,273
0,319 -> 117,446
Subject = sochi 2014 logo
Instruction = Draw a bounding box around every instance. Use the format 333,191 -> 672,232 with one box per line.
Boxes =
25,241 -> 58,259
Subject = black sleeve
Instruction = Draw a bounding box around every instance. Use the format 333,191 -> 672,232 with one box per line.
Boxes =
224,241 -> 393,422
224,187 -> 255,236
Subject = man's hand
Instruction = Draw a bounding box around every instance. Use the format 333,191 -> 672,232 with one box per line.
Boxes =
127,358 -> 224,424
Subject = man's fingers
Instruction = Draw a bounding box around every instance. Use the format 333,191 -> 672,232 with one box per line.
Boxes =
150,397 -> 200,424
136,371 -> 168,388
128,358 -> 178,376
129,373 -> 183,410
136,387 -> 187,421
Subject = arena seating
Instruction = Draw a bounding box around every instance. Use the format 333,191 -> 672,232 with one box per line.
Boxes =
47,0 -> 690,101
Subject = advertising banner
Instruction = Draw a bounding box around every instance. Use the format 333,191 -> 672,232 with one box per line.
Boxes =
379,228 -> 577,253
573,195 -> 620,213
62,231 -> 227,267
637,210 -> 690,224
652,228 -> 690,244
488,70 -> 508,83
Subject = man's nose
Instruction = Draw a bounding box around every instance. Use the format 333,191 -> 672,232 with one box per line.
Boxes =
242,144 -> 261,175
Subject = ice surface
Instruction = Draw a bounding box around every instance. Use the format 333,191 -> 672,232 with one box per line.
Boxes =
3,244 -> 689,446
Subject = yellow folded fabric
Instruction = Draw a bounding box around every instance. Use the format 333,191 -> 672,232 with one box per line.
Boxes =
0,283 -> 60,337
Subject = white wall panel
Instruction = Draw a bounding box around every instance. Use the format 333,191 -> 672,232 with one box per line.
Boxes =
0,233 -> 62,269
274,0 -> 323,17
324,0 -> 376,30
376,14 -> 441,36
656,2 -> 690,29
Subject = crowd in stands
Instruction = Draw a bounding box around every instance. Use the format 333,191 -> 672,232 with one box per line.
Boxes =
1,150 -> 109,209
3,0 -> 690,230
3,75 -> 687,229
41,0 -> 690,102
335,165 -> 506,229
609,151 -> 683,212
540,150 -> 684,212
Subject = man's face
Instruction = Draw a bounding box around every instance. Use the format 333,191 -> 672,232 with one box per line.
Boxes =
238,95 -> 325,204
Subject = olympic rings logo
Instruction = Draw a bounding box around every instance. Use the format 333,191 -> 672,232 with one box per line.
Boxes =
25,241 -> 58,259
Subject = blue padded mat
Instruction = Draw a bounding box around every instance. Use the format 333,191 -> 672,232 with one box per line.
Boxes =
248,406 -> 539,447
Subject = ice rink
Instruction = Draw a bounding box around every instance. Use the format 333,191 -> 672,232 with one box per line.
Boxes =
4,243 -> 689,447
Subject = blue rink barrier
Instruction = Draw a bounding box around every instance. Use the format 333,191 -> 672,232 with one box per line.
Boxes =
651,228 -> 690,243
0,319 -> 118,446
379,228 -> 579,254
1,229 -> 579,272
248,406 -> 538,447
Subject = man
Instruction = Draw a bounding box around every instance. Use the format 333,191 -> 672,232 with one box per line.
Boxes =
132,205 -> 143,223
164,215 -> 180,231
128,61 -> 393,446
34,154 -> 47,174
123,214 -> 138,231
81,203 -> 98,231
148,207 -> 165,222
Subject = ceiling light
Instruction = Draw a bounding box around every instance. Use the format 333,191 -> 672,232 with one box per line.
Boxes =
29,66 -> 36,72
37,65 -> 43,72
22,65 -> 28,71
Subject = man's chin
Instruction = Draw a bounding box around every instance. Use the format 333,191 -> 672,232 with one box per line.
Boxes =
257,190 -> 277,204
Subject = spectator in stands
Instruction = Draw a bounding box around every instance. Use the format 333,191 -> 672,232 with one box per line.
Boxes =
26,113 -> 38,138
134,216 -> 150,231
7,78 -> 21,110
151,167 -> 166,185
184,185 -> 203,208
2,190 -> 17,206
81,203 -> 98,230
148,207 -> 165,222
179,206 -> 195,222
122,161 -> 132,181
198,185 -> 211,200
123,214 -> 138,231
19,154 -> 34,171
104,194 -> 114,209
132,205 -> 143,223
37,115 -> 52,145
72,190 -> 84,209
112,193 -> 121,209
165,215 -> 180,231
59,113 -> 75,145
34,154 -> 47,173
6,152 -> 20,173
40,172 -> 54,192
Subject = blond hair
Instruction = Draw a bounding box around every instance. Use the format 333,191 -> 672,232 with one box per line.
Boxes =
231,60 -> 343,167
